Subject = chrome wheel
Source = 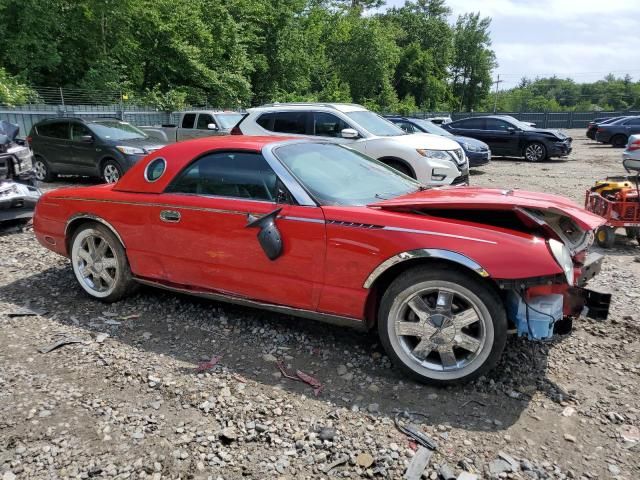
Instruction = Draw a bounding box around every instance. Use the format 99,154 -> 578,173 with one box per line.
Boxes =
34,159 -> 47,181
524,143 -> 545,162
387,281 -> 493,381
71,228 -> 119,298
103,163 -> 121,183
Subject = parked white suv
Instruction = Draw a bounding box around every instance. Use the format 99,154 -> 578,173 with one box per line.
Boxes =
235,103 -> 469,186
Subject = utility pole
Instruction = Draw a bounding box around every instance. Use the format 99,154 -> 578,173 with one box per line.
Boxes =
492,74 -> 503,113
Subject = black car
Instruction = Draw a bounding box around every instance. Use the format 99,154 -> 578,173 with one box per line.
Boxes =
385,116 -> 491,167
586,117 -> 617,140
29,118 -> 167,183
443,116 -> 572,162
594,116 -> 640,147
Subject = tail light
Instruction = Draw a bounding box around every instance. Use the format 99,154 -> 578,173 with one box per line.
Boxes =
597,128 -> 604,133
26,136 -> 32,145
628,139 -> 640,151
230,125 -> 243,135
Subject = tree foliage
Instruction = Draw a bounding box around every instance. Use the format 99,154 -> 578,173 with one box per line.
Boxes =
0,0 -> 500,111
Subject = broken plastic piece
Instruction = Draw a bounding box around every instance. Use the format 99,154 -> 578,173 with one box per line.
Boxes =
404,446 -> 433,480
38,336 -> 83,353
394,412 -> 437,450
196,354 -> 223,372
8,305 -> 48,317
276,360 -> 323,396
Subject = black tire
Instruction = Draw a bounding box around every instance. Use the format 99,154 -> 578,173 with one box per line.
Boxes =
33,156 -> 56,182
524,142 -> 547,162
625,227 -> 639,241
596,226 -> 616,248
70,223 -> 137,302
378,265 -> 507,385
101,159 -> 123,184
383,160 -> 414,179
611,135 -> 627,148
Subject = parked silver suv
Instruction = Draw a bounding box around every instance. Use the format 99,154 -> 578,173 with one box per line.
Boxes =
235,103 -> 468,186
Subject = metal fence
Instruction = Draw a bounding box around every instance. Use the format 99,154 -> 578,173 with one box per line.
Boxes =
0,104 -> 172,137
409,110 -> 640,129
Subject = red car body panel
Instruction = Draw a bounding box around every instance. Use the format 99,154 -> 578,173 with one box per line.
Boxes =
33,136 -> 604,324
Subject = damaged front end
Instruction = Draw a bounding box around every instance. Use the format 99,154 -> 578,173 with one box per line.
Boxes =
500,207 -> 611,340
0,120 -> 41,222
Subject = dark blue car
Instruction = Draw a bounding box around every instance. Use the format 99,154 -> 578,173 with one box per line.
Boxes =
385,116 -> 491,167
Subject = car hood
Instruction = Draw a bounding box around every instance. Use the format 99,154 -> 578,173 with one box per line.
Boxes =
451,135 -> 488,149
386,132 -> 462,151
370,187 -> 604,231
105,137 -> 167,153
528,127 -> 570,141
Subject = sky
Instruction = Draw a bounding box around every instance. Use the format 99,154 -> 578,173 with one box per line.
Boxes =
383,0 -> 640,88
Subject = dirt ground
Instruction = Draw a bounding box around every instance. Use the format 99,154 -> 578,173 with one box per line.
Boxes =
1,130 -> 638,480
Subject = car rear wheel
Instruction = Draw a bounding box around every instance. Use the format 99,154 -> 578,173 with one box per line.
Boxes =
611,134 -> 627,148
524,142 -> 547,162
71,223 -> 137,302
378,266 -> 507,385
102,160 -> 122,184
33,157 -> 55,182
596,226 -> 616,248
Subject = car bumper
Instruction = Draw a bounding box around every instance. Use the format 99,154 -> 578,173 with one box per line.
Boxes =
0,181 -> 42,222
595,132 -> 611,143
549,141 -> 572,157
586,129 -> 597,140
466,150 -> 491,167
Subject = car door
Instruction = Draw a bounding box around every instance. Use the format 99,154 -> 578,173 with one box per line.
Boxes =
193,113 -> 224,138
310,111 -> 359,144
483,118 -> 520,155
69,122 -> 100,174
34,121 -> 72,170
149,150 -> 326,310
624,117 -> 640,135
177,113 -> 197,141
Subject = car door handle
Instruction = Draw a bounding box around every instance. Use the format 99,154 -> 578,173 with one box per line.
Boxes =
160,210 -> 181,223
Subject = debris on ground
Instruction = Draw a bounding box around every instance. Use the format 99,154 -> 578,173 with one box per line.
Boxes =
394,412 -> 438,450
38,335 -> 83,353
196,354 -> 223,372
7,305 -> 48,317
276,360 -> 323,396
403,446 -> 433,480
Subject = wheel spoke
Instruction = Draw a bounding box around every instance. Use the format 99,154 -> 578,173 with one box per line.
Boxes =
412,339 -> 433,360
91,272 -> 102,289
435,290 -> 453,314
102,257 -> 117,269
100,270 -> 114,287
438,347 -> 458,369
396,321 -> 424,337
80,265 -> 92,278
454,333 -> 481,353
77,248 -> 92,263
87,237 -> 97,255
453,308 -> 479,329
407,296 -> 433,322
95,239 -> 108,257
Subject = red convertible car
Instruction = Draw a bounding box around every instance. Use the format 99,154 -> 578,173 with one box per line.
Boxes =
34,136 -> 609,384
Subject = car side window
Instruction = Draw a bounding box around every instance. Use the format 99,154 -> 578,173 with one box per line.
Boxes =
181,113 -> 196,129
257,113 -> 274,130
625,118 -> 640,126
393,121 -> 416,133
313,112 -> 349,137
485,119 -> 511,131
272,112 -> 309,134
196,114 -> 214,129
455,118 -> 484,130
70,123 -> 92,142
166,152 -> 278,202
37,121 -> 70,139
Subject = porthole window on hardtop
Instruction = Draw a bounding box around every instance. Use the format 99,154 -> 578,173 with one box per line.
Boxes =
145,158 -> 166,182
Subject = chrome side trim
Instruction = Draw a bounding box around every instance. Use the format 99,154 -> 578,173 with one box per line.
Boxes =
279,215 -> 325,224
382,226 -> 497,244
61,197 -> 250,216
363,248 -> 490,288
135,278 -> 367,330
65,214 -> 126,248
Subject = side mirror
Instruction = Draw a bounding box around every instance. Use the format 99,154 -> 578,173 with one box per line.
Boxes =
507,127 -> 516,134
81,135 -> 94,143
341,128 -> 359,139
207,123 -> 219,131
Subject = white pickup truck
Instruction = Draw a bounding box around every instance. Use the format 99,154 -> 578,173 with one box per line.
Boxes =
141,110 -> 244,143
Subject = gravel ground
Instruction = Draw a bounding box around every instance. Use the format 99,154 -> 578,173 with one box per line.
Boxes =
1,130 -> 639,480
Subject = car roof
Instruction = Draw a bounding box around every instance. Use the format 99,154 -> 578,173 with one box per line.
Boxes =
113,135 -> 298,194
249,103 -> 367,113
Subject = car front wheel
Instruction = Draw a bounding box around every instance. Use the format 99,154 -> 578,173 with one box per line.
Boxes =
378,266 -> 507,385
71,223 -> 137,302
33,156 -> 55,182
102,160 -> 122,184
611,135 -> 627,148
524,142 -> 547,162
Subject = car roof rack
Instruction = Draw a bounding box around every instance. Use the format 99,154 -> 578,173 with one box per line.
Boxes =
257,102 -> 363,110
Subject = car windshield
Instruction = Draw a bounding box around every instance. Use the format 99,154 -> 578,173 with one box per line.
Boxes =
346,111 -> 406,137
504,117 -> 535,131
275,142 -> 422,206
216,113 -> 244,129
90,120 -> 147,140
411,119 -> 452,136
